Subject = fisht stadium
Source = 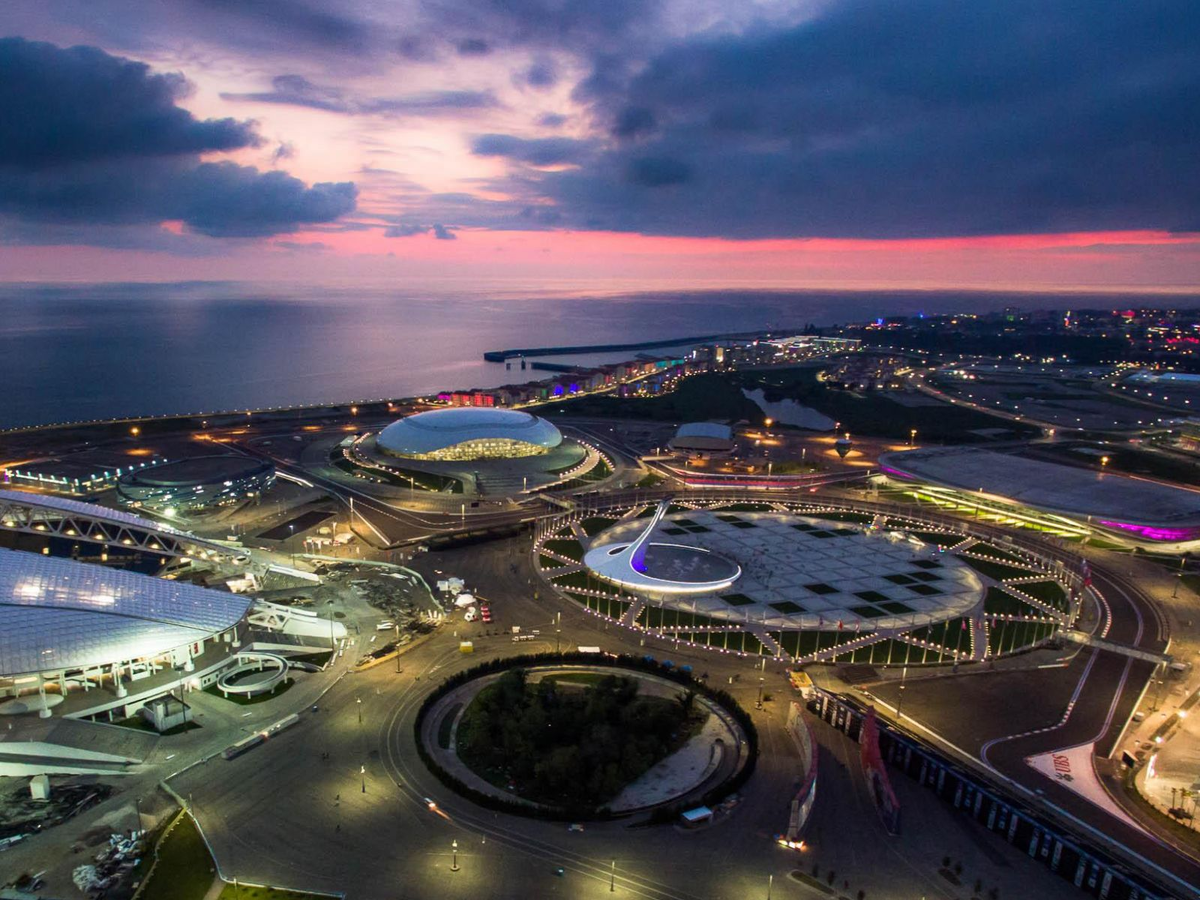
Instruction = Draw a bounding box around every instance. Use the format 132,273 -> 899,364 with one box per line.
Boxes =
376,407 -> 562,461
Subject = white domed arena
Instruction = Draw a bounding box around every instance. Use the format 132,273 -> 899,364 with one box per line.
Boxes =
377,407 -> 563,461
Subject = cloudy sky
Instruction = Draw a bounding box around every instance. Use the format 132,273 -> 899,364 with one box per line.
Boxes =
2,0 -> 1199,289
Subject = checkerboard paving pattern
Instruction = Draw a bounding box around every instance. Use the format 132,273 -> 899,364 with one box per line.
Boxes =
590,510 -> 983,631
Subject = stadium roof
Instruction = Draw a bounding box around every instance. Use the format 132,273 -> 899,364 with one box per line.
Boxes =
0,549 -> 251,676
377,407 -> 562,456
880,447 -> 1200,534
0,488 -> 187,536
669,422 -> 735,452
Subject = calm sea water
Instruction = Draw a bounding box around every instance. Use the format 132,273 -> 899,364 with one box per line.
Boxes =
1,282 -> 1192,427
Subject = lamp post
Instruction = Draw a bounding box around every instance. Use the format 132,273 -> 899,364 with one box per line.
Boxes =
288,524 -> 295,567
910,428 -> 917,447
756,676 -> 764,710
396,623 -> 402,673
610,859 -> 616,892
357,696 -> 362,725
767,873 -> 773,899
451,839 -> 460,872
360,764 -> 366,793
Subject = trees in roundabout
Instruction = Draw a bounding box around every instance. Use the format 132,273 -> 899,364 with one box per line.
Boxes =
414,652 -> 756,820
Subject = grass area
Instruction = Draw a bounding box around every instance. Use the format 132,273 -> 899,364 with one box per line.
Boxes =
437,702 -> 461,749
968,543 -> 1026,564
539,553 -> 569,570
140,815 -> 214,900
539,371 -> 766,424
637,605 -> 726,629
987,619 -> 1056,654
217,886 -> 330,900
672,630 -> 766,654
635,472 -> 665,488
740,366 -> 1038,442
580,516 -> 618,536
983,587 -> 1049,618
562,589 -> 630,619
329,452 -> 462,492
291,649 -> 333,668
554,456 -> 614,490
1119,767 -> 1200,855
542,538 -> 584,561
1017,579 -> 1069,611
203,677 -> 295,705
550,569 -> 594,590
959,555 -> 1039,581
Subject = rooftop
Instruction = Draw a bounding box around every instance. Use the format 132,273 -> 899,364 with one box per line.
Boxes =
880,446 -> 1200,529
0,549 -> 251,676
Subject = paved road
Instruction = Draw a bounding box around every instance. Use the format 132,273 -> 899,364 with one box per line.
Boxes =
171,540 -> 1085,900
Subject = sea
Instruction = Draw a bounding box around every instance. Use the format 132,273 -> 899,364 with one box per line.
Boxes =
1,281 -> 1195,428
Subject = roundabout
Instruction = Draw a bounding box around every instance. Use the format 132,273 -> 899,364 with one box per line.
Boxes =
414,655 -> 756,820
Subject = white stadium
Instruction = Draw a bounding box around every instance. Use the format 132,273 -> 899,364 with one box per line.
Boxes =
376,407 -> 563,460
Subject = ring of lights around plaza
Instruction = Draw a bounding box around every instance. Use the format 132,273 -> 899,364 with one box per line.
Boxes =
539,498 -> 1081,666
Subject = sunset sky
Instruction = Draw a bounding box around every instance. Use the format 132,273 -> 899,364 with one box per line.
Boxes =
3,0 -> 1199,291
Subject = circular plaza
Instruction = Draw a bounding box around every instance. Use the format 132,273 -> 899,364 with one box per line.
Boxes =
537,498 -> 1082,666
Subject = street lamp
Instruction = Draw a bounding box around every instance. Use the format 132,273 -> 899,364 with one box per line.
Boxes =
357,696 -> 362,725
910,428 -> 917,447
288,524 -> 295,567
451,839 -> 460,872
610,859 -> 616,892
360,764 -> 366,793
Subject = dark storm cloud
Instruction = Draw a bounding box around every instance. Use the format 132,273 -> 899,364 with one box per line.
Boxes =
471,134 -> 590,166
0,37 -> 257,167
384,224 -> 429,238
0,38 -> 356,240
191,0 -> 372,53
456,38 -> 490,56
520,56 -> 558,89
533,0 -> 1200,239
432,224 -> 457,240
221,75 -> 498,117
536,112 -> 568,128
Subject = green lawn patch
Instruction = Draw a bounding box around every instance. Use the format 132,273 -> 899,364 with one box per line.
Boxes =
140,815 -> 214,900
580,517 -> 617,536
959,556 -> 1039,581
217,886 -> 329,900
1017,579 -> 1069,611
637,605 -> 724,629
550,570 -> 594,590
542,539 -> 584,562
539,553 -> 568,570
984,586 -> 1049,618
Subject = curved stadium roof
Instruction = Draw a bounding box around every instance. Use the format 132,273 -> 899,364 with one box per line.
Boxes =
377,407 -> 562,457
0,549 -> 251,676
